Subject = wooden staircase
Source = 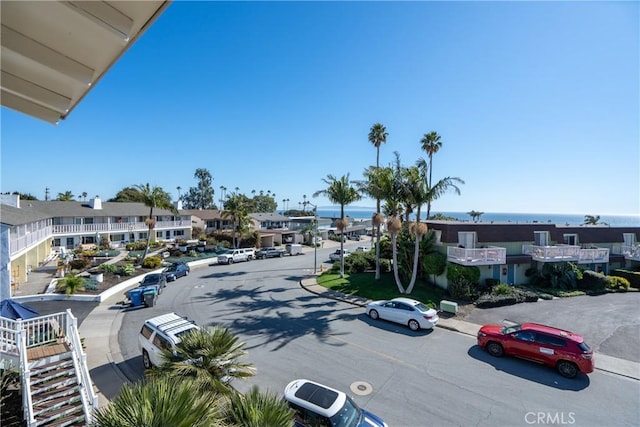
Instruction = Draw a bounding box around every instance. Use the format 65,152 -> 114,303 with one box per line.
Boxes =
27,343 -> 86,427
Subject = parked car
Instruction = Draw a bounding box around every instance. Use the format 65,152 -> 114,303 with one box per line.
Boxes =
139,273 -> 167,292
366,297 -> 439,331
256,246 -> 286,259
329,249 -> 351,262
477,323 -> 594,378
347,234 -> 361,241
284,379 -> 388,427
138,312 -> 200,369
163,263 -> 190,281
217,249 -> 250,264
355,246 -> 368,253
243,248 -> 256,260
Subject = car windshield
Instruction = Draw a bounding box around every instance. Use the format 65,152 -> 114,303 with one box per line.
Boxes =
502,324 -> 522,334
329,396 -> 362,427
142,275 -> 160,283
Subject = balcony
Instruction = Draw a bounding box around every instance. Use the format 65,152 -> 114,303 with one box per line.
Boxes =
612,244 -> 640,262
447,246 -> 506,266
523,244 -> 580,262
51,220 -> 189,235
577,248 -> 610,264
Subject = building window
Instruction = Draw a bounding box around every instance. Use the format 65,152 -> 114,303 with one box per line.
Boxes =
564,234 -> 578,246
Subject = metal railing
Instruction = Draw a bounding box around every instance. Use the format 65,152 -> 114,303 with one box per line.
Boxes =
447,246 -> 507,265
577,248 -> 610,264
9,226 -> 52,255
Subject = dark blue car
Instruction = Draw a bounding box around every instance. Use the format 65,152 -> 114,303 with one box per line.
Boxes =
163,263 -> 190,281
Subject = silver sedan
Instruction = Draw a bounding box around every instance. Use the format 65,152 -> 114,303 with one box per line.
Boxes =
366,297 -> 439,331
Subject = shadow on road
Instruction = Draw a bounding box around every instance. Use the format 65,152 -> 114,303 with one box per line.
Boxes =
358,313 -> 436,337
467,345 -> 590,391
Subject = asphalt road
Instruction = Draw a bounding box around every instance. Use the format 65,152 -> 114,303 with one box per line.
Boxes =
115,252 -> 640,427
463,292 -> 640,363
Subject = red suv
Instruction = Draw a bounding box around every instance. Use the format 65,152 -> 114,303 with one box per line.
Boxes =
477,323 -> 594,378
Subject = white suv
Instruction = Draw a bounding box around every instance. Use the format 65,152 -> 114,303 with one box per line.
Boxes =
217,248 -> 250,264
284,379 -> 387,427
138,312 -> 200,369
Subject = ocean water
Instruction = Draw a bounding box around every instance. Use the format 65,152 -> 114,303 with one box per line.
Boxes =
315,207 -> 640,227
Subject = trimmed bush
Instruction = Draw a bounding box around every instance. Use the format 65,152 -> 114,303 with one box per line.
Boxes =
100,264 -> 118,273
579,270 -> 608,292
448,276 -> 474,301
610,269 -> 640,289
607,276 -> 631,291
475,294 -> 518,308
141,256 -> 162,269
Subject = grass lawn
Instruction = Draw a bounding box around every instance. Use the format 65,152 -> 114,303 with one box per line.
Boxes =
316,272 -> 446,308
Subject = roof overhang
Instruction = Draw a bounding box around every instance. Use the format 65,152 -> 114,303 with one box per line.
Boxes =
1,0 -> 171,124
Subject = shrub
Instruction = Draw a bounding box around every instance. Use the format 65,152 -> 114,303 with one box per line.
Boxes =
579,270 -> 608,292
120,264 -> 136,276
56,274 -> 86,295
448,276 -> 474,301
343,252 -> 373,274
69,258 -> 90,270
607,276 -> 631,291
142,256 -> 162,269
379,258 -> 392,273
493,283 -> 513,296
610,269 -> 640,289
475,294 -> 518,308
100,264 -> 118,273
446,263 -> 481,286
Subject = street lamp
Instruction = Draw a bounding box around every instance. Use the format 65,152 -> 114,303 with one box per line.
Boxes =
304,201 -> 318,274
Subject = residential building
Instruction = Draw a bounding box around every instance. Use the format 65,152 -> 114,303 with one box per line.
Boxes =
426,220 -> 640,287
0,194 -> 190,300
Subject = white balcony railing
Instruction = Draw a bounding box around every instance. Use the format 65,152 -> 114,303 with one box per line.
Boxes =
52,220 -> 189,235
523,244 -> 580,262
577,248 -> 610,264
447,246 -> 507,266
9,226 -> 53,256
616,244 -> 640,261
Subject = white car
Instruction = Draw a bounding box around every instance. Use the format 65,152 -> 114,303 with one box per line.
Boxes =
329,249 -> 351,262
138,312 -> 200,369
366,297 -> 439,331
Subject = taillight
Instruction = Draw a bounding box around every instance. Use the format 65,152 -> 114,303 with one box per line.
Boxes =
424,315 -> 433,320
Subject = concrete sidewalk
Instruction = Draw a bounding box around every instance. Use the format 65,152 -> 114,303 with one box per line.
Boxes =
299,278 -> 640,381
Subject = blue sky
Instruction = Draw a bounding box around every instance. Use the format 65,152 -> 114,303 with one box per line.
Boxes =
1,1 -> 638,216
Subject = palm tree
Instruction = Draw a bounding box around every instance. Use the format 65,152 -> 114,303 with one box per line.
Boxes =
92,376 -> 224,427
56,274 -> 86,295
134,183 -> 176,262
56,191 -> 75,201
313,174 -> 361,278
368,123 -> 388,280
420,131 -> 442,219
223,386 -> 294,427
584,215 -> 602,225
222,193 -> 249,248
81,192 -> 87,202
356,165 -> 395,280
148,327 -> 256,396
467,210 -> 484,222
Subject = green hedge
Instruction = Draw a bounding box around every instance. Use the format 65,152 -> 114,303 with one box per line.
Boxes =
610,269 -> 640,289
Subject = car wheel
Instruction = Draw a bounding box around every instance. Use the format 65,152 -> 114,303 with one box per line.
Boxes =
143,350 -> 152,369
185,270 -> 189,276
557,361 -> 578,379
368,309 -> 379,320
408,319 -> 420,331
229,259 -> 234,264
487,342 -> 504,357
279,252 -> 284,257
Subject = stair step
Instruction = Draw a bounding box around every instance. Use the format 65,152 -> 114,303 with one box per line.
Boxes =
31,366 -> 76,387
33,394 -> 81,416
35,403 -> 84,426
29,355 -> 73,375
31,381 -> 78,402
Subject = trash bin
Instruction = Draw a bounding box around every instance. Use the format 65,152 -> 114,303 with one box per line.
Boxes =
143,289 -> 157,307
128,288 -> 143,307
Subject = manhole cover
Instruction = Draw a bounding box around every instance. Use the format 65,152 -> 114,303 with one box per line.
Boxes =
350,381 -> 373,396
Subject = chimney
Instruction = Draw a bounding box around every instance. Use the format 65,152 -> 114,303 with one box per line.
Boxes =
90,195 -> 102,210
0,194 -> 20,208
175,200 -> 183,210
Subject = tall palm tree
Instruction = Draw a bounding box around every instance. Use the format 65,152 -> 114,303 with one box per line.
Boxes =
223,386 -> 294,427
313,174 -> 361,278
420,131 -> 442,219
81,192 -> 87,202
222,193 -> 249,248
56,191 -> 75,201
92,376 -> 224,427
467,210 -> 484,222
368,123 -> 389,280
356,165 -> 395,280
134,183 -> 176,262
149,327 -> 256,396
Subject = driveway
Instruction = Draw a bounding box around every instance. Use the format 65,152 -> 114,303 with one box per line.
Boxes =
462,292 -> 640,363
